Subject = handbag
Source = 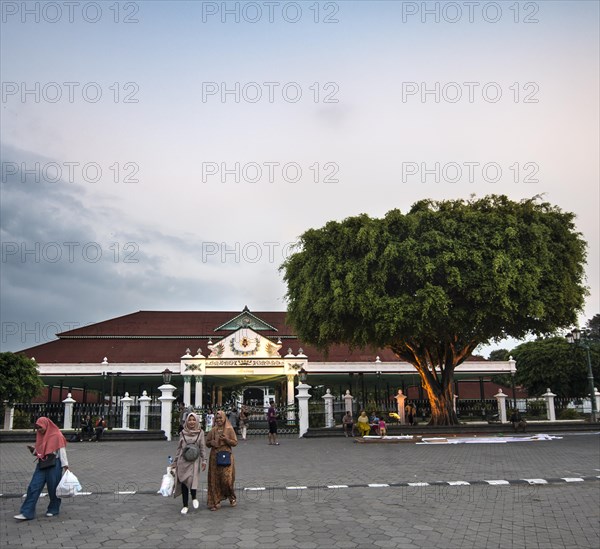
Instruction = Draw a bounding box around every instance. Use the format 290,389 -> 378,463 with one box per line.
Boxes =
38,453 -> 57,470
216,451 -> 231,466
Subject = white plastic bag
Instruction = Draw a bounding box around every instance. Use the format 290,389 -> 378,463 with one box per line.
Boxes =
158,467 -> 175,497
56,470 -> 82,498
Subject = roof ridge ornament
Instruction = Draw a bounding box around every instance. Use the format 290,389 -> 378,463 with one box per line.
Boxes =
214,308 -> 278,332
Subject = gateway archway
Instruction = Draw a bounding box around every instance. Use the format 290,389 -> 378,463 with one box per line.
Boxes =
241,386 -> 276,408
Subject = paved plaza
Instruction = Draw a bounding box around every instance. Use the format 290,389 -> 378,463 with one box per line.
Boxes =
1,431 -> 599,548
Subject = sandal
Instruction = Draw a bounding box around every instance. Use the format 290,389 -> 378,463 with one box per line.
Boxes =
210,506 -> 218,511
230,498 -> 237,507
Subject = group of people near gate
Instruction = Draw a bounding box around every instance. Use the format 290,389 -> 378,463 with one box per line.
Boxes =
79,414 -> 106,442
178,404 -> 251,441
344,402 -> 419,437
355,411 -> 389,436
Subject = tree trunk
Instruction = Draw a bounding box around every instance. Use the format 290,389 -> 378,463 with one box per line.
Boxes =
390,341 -> 475,426
421,377 -> 459,425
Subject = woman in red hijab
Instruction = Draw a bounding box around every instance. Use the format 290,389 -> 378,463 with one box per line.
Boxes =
14,417 -> 69,521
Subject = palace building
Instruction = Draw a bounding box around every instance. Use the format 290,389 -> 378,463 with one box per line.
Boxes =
19,307 -> 516,409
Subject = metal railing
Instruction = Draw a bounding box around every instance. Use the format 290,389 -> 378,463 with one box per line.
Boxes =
12,403 -> 63,429
456,399 -> 499,421
7,402 -> 163,431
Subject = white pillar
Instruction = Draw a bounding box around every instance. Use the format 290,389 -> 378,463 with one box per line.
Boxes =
453,394 -> 458,414
62,393 -> 76,430
494,388 -> 507,423
543,388 -> 556,421
323,388 -> 334,428
287,374 -> 296,421
183,376 -> 191,407
296,382 -> 311,437
121,392 -> 133,429
594,388 -> 600,418
195,376 -> 203,408
343,390 -> 354,414
3,402 -> 14,430
158,383 -> 177,441
395,389 -> 406,424
138,391 -> 151,431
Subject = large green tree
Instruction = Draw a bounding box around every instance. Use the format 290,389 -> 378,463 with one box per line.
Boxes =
510,336 -> 600,398
281,195 -> 587,425
0,352 -> 44,405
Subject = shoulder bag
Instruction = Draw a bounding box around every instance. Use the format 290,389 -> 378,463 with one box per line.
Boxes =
216,450 -> 231,466
38,453 -> 57,469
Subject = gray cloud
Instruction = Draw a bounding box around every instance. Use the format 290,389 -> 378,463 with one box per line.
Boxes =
1,144 -> 249,351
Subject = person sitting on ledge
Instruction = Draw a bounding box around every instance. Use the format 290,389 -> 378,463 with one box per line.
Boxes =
510,409 -> 527,432
342,411 -> 355,437
80,415 -> 94,441
356,411 -> 371,437
370,413 -> 380,435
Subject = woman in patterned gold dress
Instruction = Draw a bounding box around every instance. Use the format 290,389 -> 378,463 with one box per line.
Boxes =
205,410 -> 238,510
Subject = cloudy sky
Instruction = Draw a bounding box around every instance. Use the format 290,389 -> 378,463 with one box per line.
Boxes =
1,0 -> 598,356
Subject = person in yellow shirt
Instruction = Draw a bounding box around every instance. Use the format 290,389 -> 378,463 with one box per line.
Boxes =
356,411 -> 371,436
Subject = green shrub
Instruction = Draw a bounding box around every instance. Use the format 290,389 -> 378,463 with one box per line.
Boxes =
558,408 -> 581,420
13,409 -> 32,429
526,400 -> 545,418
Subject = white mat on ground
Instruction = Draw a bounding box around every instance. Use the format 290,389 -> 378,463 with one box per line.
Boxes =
417,434 -> 562,444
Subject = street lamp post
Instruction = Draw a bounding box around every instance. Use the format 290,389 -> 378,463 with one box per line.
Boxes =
104,371 -> 122,429
509,356 -> 517,411
567,328 -> 598,423
158,368 -> 176,441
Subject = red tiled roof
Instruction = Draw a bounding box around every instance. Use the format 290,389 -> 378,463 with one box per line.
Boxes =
20,338 -> 399,364
55,310 -> 294,337
18,310 -> 487,365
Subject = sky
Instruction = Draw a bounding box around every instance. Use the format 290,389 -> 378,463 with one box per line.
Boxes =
1,0 -> 599,357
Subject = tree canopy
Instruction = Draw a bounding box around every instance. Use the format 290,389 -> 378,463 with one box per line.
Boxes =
0,352 -> 44,405
586,314 -> 600,340
488,349 -> 511,361
511,336 -> 600,398
281,195 -> 588,424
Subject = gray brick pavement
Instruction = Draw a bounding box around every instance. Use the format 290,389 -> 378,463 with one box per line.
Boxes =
1,432 -> 599,548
